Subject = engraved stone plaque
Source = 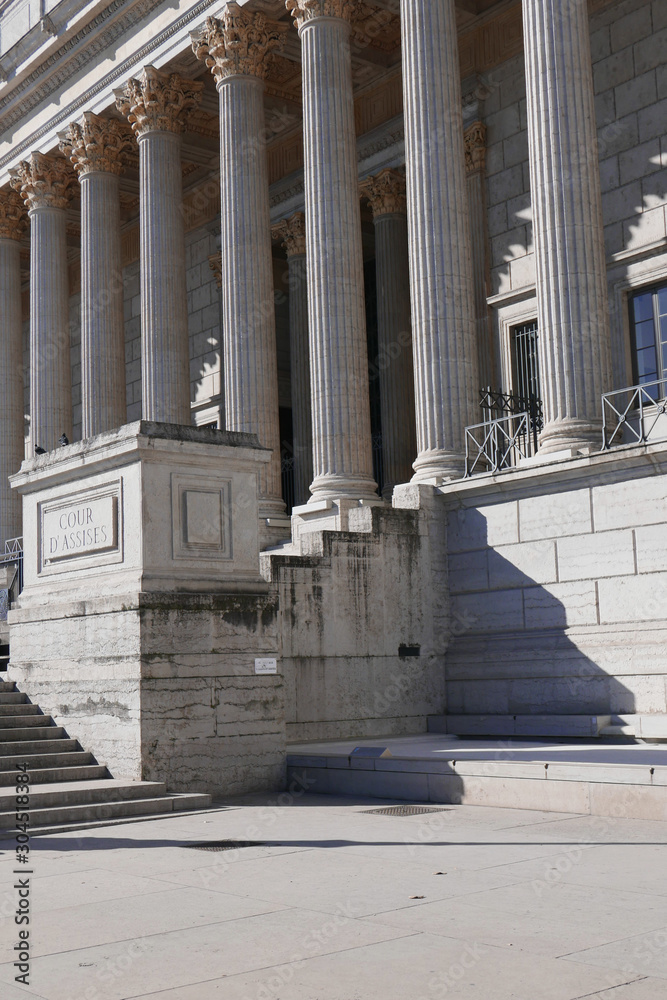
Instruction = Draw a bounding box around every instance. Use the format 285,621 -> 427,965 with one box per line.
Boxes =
42,493 -> 118,564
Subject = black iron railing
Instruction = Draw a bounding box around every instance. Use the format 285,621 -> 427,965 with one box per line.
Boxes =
465,412 -> 535,476
602,378 -> 667,449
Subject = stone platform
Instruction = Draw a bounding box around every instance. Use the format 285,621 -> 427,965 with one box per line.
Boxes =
287,734 -> 667,821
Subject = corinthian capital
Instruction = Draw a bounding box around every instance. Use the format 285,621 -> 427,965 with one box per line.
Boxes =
0,189 -> 28,240
272,212 -> 306,257
464,121 -> 487,175
286,0 -> 359,27
208,252 -> 222,288
192,7 -> 287,85
9,152 -> 75,211
360,168 -> 406,219
115,66 -> 203,136
60,113 -> 134,176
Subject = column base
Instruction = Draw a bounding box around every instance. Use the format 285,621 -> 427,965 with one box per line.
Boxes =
308,473 -> 379,504
538,418 -> 602,456
411,449 -> 466,485
291,496 -> 385,538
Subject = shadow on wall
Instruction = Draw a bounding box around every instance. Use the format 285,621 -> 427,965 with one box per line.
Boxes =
446,507 -> 635,719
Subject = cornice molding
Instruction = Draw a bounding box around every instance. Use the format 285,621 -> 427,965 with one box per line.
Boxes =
0,0 -> 216,172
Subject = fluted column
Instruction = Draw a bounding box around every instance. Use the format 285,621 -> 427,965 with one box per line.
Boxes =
400,0 -> 479,483
464,122 -> 494,392
360,169 -> 416,499
61,114 -> 132,438
116,67 -> 202,425
10,153 -> 75,454
273,213 -> 313,507
286,0 -> 378,503
523,0 -> 612,453
193,7 -> 287,518
0,192 -> 27,545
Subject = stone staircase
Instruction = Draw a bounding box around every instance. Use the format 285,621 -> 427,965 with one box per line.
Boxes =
0,678 -> 212,835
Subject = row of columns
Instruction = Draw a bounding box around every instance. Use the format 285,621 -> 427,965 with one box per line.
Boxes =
0,0 -> 613,542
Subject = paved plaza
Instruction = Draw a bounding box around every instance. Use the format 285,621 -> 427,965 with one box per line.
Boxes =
1,793 -> 666,999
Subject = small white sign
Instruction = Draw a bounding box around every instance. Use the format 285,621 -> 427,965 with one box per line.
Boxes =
254,658 -> 278,675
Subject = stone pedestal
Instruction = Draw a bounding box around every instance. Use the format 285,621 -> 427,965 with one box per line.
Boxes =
0,191 -> 27,545
10,153 -> 75,454
523,0 -> 612,454
61,114 -> 131,438
8,422 -> 285,794
400,0 -> 479,482
116,67 -> 202,427
287,0 -> 378,503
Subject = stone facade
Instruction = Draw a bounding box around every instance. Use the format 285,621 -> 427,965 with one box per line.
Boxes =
0,0 -> 666,795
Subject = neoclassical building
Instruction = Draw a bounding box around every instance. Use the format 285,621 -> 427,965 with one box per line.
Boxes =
0,0 -> 666,798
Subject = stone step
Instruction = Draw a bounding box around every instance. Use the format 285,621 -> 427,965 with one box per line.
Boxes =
428,714 -> 612,738
0,749 -> 94,771
0,681 -> 17,692
0,702 -> 39,714
0,691 -> 27,703
0,793 -> 212,834
0,726 -> 65,743
0,715 -> 52,728
601,715 -> 667,740
0,778 -> 168,811
0,737 -> 78,758
0,764 -> 108,786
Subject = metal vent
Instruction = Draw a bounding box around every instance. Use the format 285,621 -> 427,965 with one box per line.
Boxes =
185,840 -> 267,852
361,805 -> 449,817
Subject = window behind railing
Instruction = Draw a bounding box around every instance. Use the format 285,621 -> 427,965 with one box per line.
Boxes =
630,283 -> 667,401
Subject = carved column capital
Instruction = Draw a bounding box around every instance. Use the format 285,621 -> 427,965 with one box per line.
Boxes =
464,121 -> 487,175
9,152 -> 75,211
272,212 -> 306,257
285,0 -> 359,28
0,189 -> 28,239
208,252 -> 222,288
60,112 -> 134,176
115,66 -> 203,136
360,168 -> 406,218
192,7 -> 287,85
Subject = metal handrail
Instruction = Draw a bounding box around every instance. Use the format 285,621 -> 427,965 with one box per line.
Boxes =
602,379 -> 667,449
465,411 -> 533,477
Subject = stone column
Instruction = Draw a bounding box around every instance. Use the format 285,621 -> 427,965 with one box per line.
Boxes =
400,0 -> 479,483
273,212 -> 313,508
285,0 -> 378,503
360,169 -> 416,499
10,153 -> 75,454
116,67 -> 202,425
464,122 -> 494,392
193,7 -> 287,519
0,191 -> 27,545
523,0 -> 612,454
61,114 -> 132,438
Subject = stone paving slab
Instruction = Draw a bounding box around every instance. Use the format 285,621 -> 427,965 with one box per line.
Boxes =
0,794 -> 665,1000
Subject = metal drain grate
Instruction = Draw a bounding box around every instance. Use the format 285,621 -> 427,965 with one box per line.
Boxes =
185,840 -> 267,852
361,805 -> 449,817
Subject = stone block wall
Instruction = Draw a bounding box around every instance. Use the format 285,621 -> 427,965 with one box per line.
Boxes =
264,492 -> 449,743
485,0 -> 667,314
442,451 -> 667,720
